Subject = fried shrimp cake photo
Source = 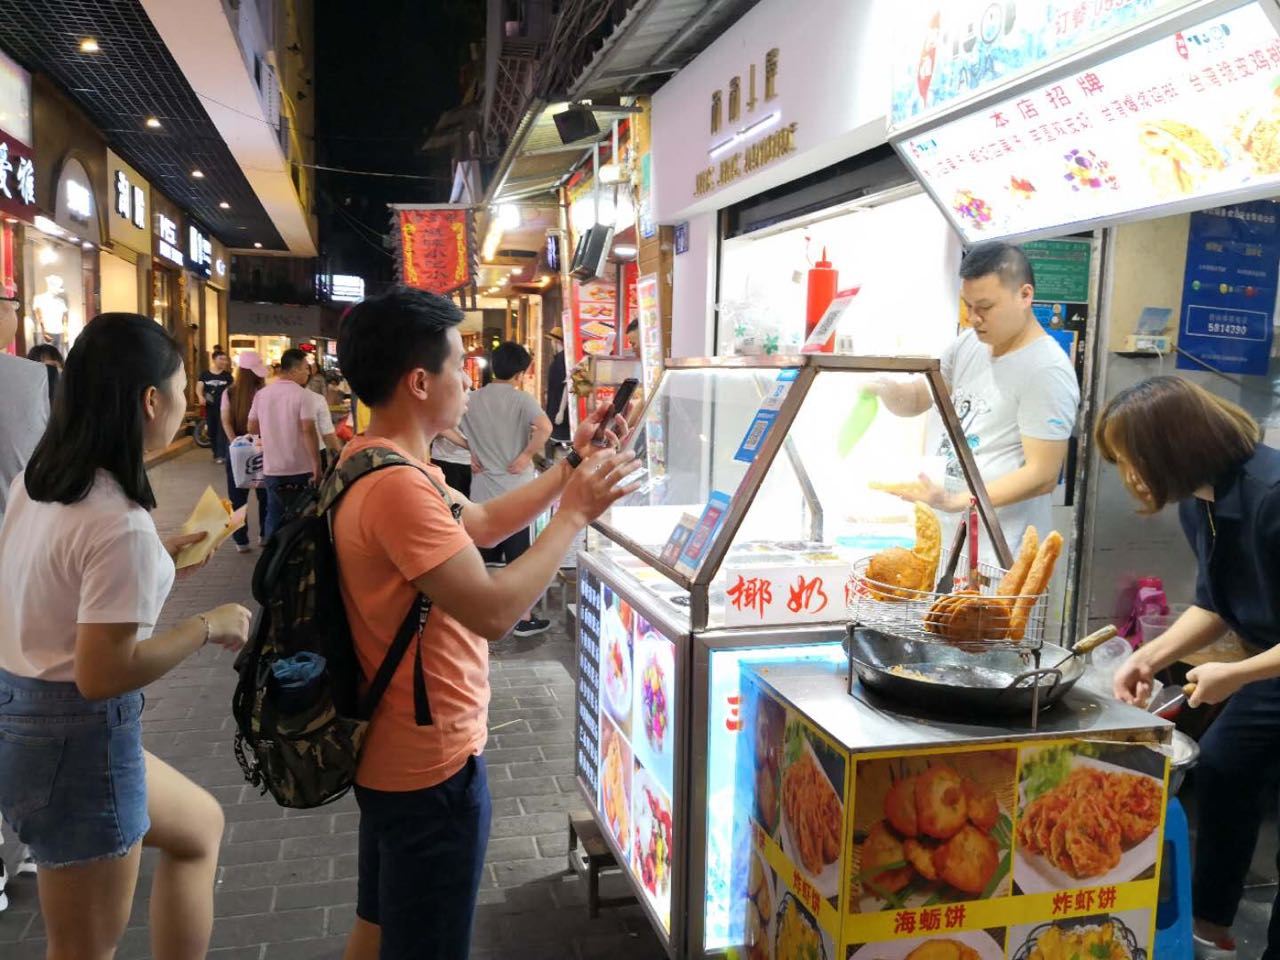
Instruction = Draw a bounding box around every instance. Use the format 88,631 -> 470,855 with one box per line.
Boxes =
1055,796 -> 1122,878
916,764 -> 968,840
1108,772 -> 1163,846
933,824 -> 999,894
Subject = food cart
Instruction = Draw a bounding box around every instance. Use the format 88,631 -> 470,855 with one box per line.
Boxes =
736,659 -> 1171,960
573,354 -> 1017,959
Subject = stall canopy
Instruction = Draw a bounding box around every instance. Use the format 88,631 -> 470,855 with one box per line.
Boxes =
891,0 -> 1280,242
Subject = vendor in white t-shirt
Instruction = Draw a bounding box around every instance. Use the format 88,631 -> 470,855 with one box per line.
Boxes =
869,241 -> 1080,557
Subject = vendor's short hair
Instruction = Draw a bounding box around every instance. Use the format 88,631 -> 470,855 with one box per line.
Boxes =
960,241 -> 1035,292
1095,375 -> 1260,511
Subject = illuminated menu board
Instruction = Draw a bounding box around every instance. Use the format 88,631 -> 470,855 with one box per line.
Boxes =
898,3 -> 1280,242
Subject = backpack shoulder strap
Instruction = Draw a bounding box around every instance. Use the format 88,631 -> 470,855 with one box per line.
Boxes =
317,446 -> 455,516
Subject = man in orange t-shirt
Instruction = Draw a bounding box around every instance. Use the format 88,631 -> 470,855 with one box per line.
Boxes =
334,287 -> 636,960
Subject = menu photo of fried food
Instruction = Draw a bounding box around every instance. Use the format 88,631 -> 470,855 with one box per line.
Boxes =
1138,119 -> 1227,197
845,928 -> 1007,960
753,693 -> 787,838
1232,103 -> 1280,176
774,892 -> 831,960
780,719 -> 846,901
1014,744 -> 1165,893
1009,910 -> 1149,960
745,849 -> 775,960
599,715 -> 632,861
853,750 -> 1015,913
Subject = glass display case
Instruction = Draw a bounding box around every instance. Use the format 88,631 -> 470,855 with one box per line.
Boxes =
572,355 -> 1011,959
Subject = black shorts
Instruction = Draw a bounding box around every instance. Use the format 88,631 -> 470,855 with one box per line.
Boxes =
432,459 -> 471,499
480,527 -> 530,566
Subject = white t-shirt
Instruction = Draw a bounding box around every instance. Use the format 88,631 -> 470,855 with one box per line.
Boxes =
0,471 -> 175,681
939,329 -> 1080,559
431,434 -> 471,466
301,389 -> 335,452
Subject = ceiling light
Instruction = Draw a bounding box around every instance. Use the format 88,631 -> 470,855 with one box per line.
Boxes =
613,244 -> 638,258
79,38 -> 100,54
219,201 -> 230,209
145,116 -> 162,129
495,204 -> 520,231
253,242 -> 263,248
191,169 -> 204,179
33,215 -> 63,237
81,241 -> 94,250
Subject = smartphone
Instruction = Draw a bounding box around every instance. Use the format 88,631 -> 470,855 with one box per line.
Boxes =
592,377 -> 639,446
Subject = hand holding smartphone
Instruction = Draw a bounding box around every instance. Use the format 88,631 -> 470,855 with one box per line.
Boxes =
592,377 -> 639,447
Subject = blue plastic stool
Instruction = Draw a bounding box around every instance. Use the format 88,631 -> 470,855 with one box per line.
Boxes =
1155,795 -> 1194,959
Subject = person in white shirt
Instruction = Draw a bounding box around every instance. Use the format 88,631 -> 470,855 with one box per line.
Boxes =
0,313 -> 251,958
870,241 -> 1080,557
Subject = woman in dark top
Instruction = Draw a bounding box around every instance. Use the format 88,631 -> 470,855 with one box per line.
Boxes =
1102,376 -> 1280,960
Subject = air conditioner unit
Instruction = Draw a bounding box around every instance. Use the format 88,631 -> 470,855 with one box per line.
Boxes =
570,225 -> 613,280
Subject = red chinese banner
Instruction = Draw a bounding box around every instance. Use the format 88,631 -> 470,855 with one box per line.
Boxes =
396,208 -> 471,294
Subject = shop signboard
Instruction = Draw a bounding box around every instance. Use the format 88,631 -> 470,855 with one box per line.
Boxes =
889,0 -> 1199,132
0,48 -> 31,147
107,150 -> 149,254
394,207 -> 471,294
207,236 -> 230,291
898,3 -> 1280,243
0,128 -> 36,222
1177,200 -> 1280,375
186,221 -> 213,279
228,301 -> 324,339
53,156 -> 98,241
733,668 -> 1168,958
574,566 -> 678,935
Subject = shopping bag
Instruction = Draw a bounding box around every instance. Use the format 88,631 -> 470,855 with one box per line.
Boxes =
230,435 -> 265,489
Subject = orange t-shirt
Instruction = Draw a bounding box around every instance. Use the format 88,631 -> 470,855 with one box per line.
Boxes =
333,436 -> 489,791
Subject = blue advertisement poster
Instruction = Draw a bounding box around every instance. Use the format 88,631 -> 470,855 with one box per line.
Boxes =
1177,201 -> 1280,377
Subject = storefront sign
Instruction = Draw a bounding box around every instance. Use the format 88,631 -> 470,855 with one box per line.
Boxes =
114,170 -> 146,229
0,129 -> 35,222
394,207 -> 471,294
322,274 -> 365,302
1177,200 -> 1279,375
207,236 -> 230,291
228,300 -> 324,338
105,151 -> 150,255
889,0 -> 1198,131
0,48 -> 31,146
155,213 -> 183,267
53,157 -> 96,239
1024,239 -> 1092,301
723,562 -> 842,626
187,223 -> 212,277
899,3 -> 1280,242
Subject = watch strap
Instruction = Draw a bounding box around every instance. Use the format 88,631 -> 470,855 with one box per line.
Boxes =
565,449 -> 583,470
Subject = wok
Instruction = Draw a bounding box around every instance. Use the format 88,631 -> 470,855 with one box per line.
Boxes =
845,625 -> 1085,717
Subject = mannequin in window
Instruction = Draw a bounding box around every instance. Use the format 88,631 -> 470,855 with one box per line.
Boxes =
32,275 -> 69,355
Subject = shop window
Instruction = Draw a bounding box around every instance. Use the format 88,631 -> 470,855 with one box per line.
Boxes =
23,234 -> 87,357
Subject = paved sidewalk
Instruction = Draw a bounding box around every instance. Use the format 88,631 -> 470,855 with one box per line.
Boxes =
2,451 -> 662,959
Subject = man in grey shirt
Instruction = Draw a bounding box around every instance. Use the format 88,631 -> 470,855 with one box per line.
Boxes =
0,296 -> 50,902
461,341 -> 552,636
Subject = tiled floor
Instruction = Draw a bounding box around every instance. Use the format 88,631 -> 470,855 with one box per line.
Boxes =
1,451 -> 663,959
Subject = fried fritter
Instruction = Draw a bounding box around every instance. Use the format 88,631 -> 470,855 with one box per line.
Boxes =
963,778 -> 999,832
782,752 -> 842,873
903,837 -> 939,881
862,821 -> 914,894
867,547 -> 929,600
1106,772 -> 1163,846
916,764 -> 968,840
905,942 -> 982,960
933,824 -> 999,894
885,775 -> 919,837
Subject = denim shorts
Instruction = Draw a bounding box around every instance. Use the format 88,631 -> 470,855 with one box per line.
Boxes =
0,669 -> 149,867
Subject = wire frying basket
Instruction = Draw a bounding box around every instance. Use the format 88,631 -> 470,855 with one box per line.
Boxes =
845,556 -> 1049,653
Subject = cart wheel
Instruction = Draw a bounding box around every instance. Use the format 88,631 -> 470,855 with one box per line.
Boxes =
193,420 -> 212,448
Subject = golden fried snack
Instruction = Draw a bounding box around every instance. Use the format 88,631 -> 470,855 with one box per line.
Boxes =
1056,796 -> 1123,878
933,824 -> 999,894
869,479 -> 929,499
911,502 -> 942,589
1106,772 -> 1163,847
924,590 -> 974,634
903,836 -> 939,881
1234,106 -> 1280,174
866,547 -> 928,601
1008,531 -> 1063,640
915,764 -> 968,840
997,526 -> 1039,597
782,752 -> 842,873
1139,120 -> 1225,194
963,778 -> 999,833
748,852 -> 772,922
942,595 -> 1012,642
905,941 -> 981,960
885,775 -> 919,837
862,821 -> 914,894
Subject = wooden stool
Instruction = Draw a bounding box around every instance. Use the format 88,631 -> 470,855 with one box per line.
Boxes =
567,814 -> 634,917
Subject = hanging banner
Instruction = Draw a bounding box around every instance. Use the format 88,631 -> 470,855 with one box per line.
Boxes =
1177,200 -> 1280,376
394,208 -> 472,295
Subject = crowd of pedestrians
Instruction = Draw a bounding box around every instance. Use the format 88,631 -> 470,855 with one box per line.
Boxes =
0,287 -> 627,959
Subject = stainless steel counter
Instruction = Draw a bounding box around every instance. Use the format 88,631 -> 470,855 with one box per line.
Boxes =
751,660 -> 1173,754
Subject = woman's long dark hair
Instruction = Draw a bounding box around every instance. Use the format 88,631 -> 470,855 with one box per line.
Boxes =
227,367 -> 265,437
25,313 -> 184,509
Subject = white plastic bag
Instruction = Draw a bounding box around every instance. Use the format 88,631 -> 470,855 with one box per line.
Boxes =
229,435 -> 264,489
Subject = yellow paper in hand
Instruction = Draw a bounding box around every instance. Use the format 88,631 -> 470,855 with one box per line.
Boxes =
174,486 -> 248,569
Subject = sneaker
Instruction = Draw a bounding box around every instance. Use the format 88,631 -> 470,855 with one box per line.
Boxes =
1193,933 -> 1238,959
236,543 -> 252,554
513,617 -> 551,638
15,847 -> 35,877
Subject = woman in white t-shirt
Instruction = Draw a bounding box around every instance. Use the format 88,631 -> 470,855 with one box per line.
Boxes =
0,313 -> 251,958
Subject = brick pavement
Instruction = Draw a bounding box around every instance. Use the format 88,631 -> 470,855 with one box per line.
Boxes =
2,451 -> 664,959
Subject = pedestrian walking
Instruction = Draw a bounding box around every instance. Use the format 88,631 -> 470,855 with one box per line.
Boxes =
248,348 -> 322,539
198,349 -> 234,463
221,350 -> 271,552
462,341 -> 554,636
26,343 -> 63,406
0,297 -> 50,908
0,312 -> 250,958
331,287 -> 635,960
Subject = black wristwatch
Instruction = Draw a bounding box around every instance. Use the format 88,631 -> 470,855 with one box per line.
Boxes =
565,449 -> 583,470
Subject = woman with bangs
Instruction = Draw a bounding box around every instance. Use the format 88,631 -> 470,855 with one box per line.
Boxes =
1101,375 -> 1280,960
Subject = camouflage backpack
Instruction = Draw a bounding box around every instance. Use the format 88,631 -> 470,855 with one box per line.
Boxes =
231,447 -> 457,808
